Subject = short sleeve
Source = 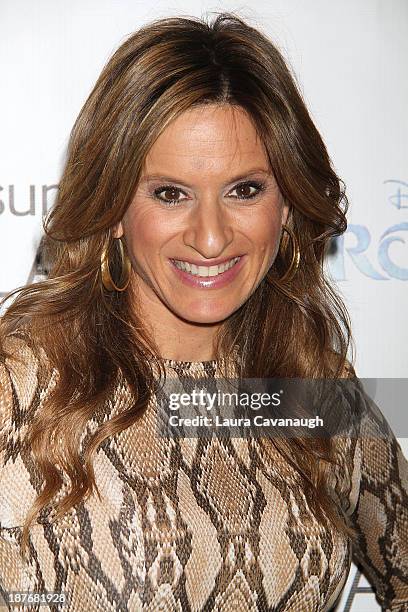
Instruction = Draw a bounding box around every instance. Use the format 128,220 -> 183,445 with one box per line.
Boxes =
346,378 -> 408,611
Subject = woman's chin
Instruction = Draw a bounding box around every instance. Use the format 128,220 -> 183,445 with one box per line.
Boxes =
172,302 -> 236,325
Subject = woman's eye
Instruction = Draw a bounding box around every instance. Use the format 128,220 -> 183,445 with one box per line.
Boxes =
153,185 -> 188,205
229,181 -> 265,200
152,180 -> 265,206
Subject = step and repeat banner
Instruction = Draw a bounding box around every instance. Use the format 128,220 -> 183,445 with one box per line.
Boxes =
1,1 -> 407,610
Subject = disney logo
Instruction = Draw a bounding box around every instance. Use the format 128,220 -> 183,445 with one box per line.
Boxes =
384,180 -> 408,210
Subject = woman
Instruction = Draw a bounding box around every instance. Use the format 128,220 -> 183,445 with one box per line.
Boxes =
0,12 -> 407,612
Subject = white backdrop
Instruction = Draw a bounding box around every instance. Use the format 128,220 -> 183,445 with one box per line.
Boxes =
1,1 -> 407,610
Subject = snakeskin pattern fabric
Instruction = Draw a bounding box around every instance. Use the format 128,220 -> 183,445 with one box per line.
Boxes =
0,331 -> 407,611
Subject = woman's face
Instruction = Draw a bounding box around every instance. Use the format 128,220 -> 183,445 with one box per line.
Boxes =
115,104 -> 289,325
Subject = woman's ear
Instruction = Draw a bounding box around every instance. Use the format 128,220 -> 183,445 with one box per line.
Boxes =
282,200 -> 290,226
113,221 -> 124,238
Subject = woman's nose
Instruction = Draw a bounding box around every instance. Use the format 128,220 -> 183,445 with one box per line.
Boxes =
182,197 -> 234,258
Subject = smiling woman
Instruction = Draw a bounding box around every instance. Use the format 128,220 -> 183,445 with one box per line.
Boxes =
0,11 -> 407,612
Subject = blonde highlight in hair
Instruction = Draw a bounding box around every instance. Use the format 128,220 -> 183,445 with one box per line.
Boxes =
0,11 -> 358,558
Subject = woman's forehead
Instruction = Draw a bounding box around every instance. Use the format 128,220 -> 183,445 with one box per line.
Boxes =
141,106 -> 269,180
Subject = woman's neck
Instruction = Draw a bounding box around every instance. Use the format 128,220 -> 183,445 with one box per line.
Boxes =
153,329 -> 219,362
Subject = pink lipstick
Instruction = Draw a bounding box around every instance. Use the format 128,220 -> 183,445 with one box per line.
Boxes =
168,255 -> 246,289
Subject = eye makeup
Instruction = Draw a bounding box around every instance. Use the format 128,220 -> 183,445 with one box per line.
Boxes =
151,180 -> 267,207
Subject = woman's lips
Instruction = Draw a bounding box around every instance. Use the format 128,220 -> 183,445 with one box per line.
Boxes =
168,255 -> 246,289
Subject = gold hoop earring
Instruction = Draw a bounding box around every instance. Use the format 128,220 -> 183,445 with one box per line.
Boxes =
266,224 -> 300,286
100,236 -> 131,292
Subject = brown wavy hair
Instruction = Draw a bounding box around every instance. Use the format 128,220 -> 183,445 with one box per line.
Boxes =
0,11 -> 358,557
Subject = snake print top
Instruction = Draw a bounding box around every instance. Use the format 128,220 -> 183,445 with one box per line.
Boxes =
0,331 -> 407,611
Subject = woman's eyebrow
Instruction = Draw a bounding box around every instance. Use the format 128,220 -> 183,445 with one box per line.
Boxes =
139,169 -> 273,187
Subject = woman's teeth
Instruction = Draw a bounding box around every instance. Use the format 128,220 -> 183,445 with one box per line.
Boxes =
172,256 -> 241,277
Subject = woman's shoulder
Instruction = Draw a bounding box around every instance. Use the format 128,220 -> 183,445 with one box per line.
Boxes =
1,326 -> 39,366
0,328 -> 55,528
0,327 -> 55,441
